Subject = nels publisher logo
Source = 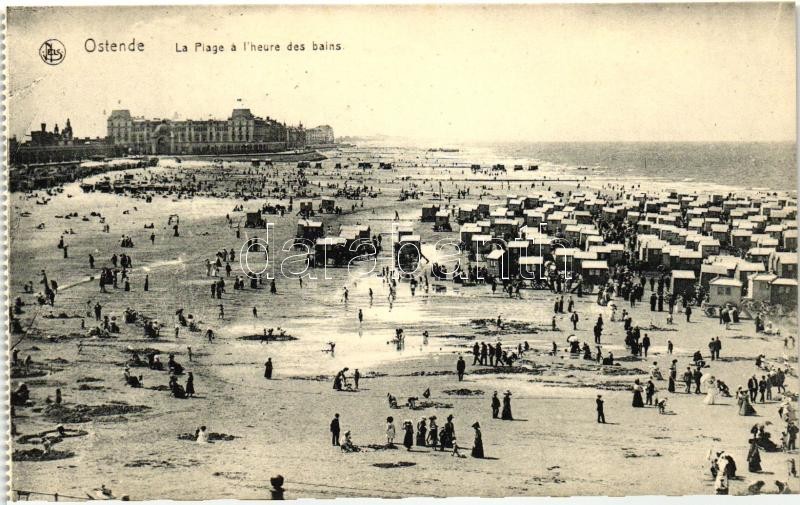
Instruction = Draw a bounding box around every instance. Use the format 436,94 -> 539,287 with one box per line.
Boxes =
39,39 -> 66,65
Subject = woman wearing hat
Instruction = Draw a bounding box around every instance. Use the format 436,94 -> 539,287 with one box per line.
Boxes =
470,422 -> 484,458
632,379 -> 645,408
441,415 -> 455,450
427,416 -> 439,447
416,418 -> 427,447
501,391 -> 513,420
402,420 -> 414,451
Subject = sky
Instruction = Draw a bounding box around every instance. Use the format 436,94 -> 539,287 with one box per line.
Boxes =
6,3 -> 797,143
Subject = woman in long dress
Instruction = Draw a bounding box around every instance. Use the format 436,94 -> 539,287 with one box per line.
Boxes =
738,389 -> 757,416
747,439 -> 762,472
185,372 -> 195,398
470,422 -> 484,458
703,376 -> 718,405
632,379 -> 645,408
402,421 -> 414,451
501,391 -> 513,420
427,416 -> 438,447
416,418 -> 427,446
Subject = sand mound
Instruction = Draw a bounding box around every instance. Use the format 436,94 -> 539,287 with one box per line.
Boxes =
78,384 -> 106,391
42,313 -> 83,319
44,402 -> 151,423
123,347 -> 164,356
289,375 -> 331,382
409,370 -> 452,377
13,448 -> 75,461
365,444 -> 400,451
600,367 -> 648,376
17,428 -> 89,445
414,401 -> 453,409
125,459 -> 176,469
443,388 -> 484,396
46,332 -> 88,342
10,368 -> 48,379
436,334 -> 475,340
373,461 -> 416,468
238,334 -> 298,342
177,432 -> 237,442
472,366 -> 543,375
623,448 -> 662,458
470,318 -> 541,336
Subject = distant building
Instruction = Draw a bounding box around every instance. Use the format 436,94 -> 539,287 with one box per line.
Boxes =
107,108 -> 306,155
9,120 -> 121,164
305,125 -> 335,145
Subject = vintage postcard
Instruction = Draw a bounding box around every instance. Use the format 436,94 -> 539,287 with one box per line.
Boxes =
4,2 -> 799,500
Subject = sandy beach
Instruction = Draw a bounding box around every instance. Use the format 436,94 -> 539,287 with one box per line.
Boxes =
8,149 -> 799,499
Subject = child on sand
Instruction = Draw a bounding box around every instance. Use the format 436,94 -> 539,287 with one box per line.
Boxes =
386,417 -> 396,446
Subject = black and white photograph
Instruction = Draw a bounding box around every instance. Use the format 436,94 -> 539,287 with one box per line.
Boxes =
4,2 -> 799,500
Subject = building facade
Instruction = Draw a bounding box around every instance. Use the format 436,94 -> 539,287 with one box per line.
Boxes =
107,108 -> 306,155
305,125 -> 335,145
10,120 -> 122,165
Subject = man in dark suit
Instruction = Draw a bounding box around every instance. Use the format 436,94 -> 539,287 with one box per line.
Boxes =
596,395 -> 606,423
456,355 -> 466,381
330,413 -> 340,446
491,391 -> 501,418
748,375 -> 759,402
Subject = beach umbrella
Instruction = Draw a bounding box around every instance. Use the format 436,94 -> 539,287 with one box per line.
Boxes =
566,334 -> 579,343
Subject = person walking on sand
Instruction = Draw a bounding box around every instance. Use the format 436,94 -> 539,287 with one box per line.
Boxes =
471,422 -> 484,458
491,391 -> 501,418
264,358 -> 273,379
358,309 -> 363,324
457,355 -> 466,381
185,372 -> 195,398
403,420 -> 414,451
642,334 -> 651,357
218,304 -> 224,320
693,367 -> 703,394
416,418 -> 427,446
570,311 -> 579,330
682,367 -> 692,393
596,394 -> 606,423
427,416 -> 439,447
330,414 -> 341,446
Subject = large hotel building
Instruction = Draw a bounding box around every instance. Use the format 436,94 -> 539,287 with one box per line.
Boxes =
107,108 -> 310,155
